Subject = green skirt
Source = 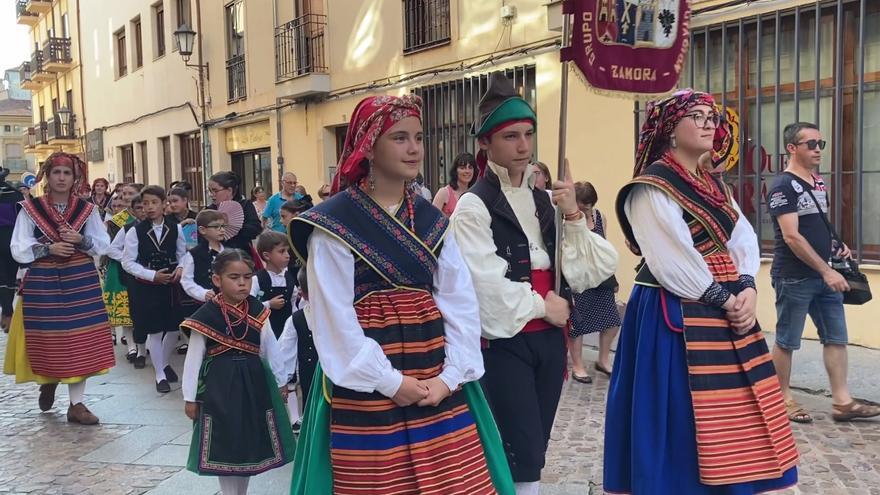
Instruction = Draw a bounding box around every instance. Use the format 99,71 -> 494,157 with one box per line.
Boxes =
187,354 -> 296,476
289,364 -> 515,494
102,260 -> 131,327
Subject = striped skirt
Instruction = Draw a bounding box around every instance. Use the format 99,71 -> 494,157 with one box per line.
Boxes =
330,289 -> 496,495
20,252 -> 115,378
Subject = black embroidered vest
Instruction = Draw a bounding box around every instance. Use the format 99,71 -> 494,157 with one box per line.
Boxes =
135,220 -> 179,271
256,269 -> 296,338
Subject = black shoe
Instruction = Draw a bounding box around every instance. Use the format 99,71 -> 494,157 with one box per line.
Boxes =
156,379 -> 171,393
38,383 -> 58,411
120,336 -> 128,345
176,344 -> 188,355
112,334 -> 117,345
126,350 -> 137,363
133,356 -> 146,369
164,366 -> 179,383
292,421 -> 302,434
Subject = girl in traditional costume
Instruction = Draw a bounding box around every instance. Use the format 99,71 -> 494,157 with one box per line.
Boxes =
181,249 -> 294,495
6,152 -> 114,425
104,183 -> 144,361
288,95 -> 514,495
605,90 -> 799,494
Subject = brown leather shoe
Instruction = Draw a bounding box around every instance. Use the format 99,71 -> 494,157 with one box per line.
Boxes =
66,403 -> 99,425
38,383 -> 58,411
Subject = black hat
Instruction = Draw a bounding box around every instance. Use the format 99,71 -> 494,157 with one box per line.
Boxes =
470,72 -> 537,137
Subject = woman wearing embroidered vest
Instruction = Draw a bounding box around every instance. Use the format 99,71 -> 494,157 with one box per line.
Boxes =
288,95 -> 513,495
432,152 -> 477,216
605,90 -> 799,494
6,152 -> 114,425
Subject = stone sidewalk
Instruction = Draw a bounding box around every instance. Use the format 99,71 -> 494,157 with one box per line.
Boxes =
0,333 -> 877,494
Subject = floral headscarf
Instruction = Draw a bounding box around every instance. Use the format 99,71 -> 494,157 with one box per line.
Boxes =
634,89 -> 716,177
36,152 -> 89,196
331,95 -> 422,194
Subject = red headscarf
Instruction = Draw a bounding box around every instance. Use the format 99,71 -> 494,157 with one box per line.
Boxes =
634,89 -> 716,177
36,152 -> 89,196
331,95 -> 422,194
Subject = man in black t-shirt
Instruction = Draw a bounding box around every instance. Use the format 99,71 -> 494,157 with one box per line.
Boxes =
768,122 -> 879,424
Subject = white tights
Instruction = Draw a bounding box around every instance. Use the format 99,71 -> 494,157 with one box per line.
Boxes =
515,481 -> 540,495
218,476 -> 249,494
68,381 -> 85,405
146,331 -> 180,382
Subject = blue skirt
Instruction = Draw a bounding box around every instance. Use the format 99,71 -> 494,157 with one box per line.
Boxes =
603,285 -> 797,494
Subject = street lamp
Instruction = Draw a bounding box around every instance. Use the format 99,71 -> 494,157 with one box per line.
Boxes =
56,106 -> 71,137
173,24 -> 197,63
173,20 -> 211,206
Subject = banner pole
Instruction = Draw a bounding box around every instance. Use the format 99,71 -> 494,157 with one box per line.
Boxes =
555,12 -> 571,294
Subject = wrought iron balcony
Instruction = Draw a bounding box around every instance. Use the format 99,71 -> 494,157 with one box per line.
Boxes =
226,54 -> 247,103
42,37 -> 73,72
15,0 -> 38,26
24,127 -> 36,149
35,122 -> 49,147
275,14 -> 328,82
47,113 -> 77,143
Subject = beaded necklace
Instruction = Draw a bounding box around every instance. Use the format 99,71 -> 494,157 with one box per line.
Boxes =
662,151 -> 728,209
217,297 -> 249,341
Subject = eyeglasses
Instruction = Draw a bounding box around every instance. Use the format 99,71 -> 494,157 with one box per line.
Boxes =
208,187 -> 227,194
683,112 -> 720,129
204,224 -> 227,229
794,139 -> 826,151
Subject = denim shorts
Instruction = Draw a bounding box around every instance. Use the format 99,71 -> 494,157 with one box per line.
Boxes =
772,276 -> 848,350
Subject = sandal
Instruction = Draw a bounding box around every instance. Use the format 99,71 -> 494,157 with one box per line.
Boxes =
594,363 -> 612,377
177,344 -> 189,355
832,400 -> 880,422
785,400 -> 813,424
572,373 -> 593,384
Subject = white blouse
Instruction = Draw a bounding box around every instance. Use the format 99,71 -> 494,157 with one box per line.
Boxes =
624,184 -> 760,301
306,228 -> 483,399
11,207 -> 111,264
181,317 -> 287,402
121,222 -> 187,282
451,161 -> 619,340
106,228 -> 127,261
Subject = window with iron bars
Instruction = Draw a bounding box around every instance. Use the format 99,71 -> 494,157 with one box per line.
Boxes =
413,65 -> 537,193
402,0 -> 451,54
662,0 -> 880,262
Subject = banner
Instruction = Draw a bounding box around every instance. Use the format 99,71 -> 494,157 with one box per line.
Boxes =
561,0 -> 691,98
710,105 -> 740,173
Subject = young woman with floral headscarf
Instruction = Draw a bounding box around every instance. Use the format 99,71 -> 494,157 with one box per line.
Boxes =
5,152 -> 114,425
605,90 -> 798,494
288,95 -> 513,495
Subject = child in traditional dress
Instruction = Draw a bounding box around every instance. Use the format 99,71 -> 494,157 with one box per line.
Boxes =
180,210 -> 226,306
121,185 -> 187,392
181,249 -> 295,495
277,267 -> 318,433
106,194 -> 145,363
250,231 -> 294,338
105,183 -> 143,350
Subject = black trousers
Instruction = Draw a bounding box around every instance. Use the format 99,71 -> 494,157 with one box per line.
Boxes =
481,327 -> 566,482
0,287 -> 14,318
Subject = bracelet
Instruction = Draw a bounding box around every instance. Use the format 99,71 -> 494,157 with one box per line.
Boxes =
563,211 -> 584,221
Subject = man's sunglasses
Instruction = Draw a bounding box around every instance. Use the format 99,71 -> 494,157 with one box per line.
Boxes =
794,139 -> 826,151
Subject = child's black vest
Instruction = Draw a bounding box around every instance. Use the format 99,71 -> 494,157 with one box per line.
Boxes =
135,220 -> 179,271
290,308 -> 317,408
256,269 -> 296,338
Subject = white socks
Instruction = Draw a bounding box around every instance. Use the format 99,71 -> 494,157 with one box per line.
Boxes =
122,327 -> 135,353
68,381 -> 85,405
161,331 -> 178,365
287,384 -> 300,424
218,476 -> 250,494
515,481 -> 540,495
146,333 -> 167,382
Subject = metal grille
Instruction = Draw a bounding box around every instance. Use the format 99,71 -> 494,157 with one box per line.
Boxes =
226,54 -> 247,103
275,14 -> 328,81
121,145 -> 135,184
179,132 -> 205,207
402,0 -> 451,54
43,37 -> 72,65
413,65 -> 537,193
675,0 -> 880,262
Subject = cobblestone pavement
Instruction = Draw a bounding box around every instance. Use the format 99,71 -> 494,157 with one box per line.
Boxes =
0,334 -> 878,495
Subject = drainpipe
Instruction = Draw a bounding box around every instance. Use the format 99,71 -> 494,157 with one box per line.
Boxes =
272,0 -> 285,189
75,0 -> 88,158
195,0 -> 211,201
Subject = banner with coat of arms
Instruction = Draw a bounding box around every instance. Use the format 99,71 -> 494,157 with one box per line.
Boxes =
560,0 -> 691,98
